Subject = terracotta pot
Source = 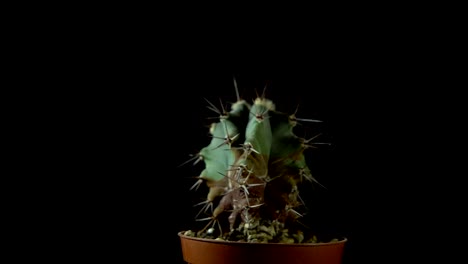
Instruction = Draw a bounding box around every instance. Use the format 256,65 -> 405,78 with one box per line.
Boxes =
178,231 -> 347,264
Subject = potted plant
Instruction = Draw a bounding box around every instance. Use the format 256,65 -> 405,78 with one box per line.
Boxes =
178,81 -> 347,264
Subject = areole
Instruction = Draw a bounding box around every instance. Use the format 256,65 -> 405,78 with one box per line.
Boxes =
179,231 -> 347,264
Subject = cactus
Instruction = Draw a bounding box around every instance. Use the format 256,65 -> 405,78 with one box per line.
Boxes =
182,83 -> 326,244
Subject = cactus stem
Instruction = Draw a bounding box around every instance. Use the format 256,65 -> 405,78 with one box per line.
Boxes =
183,91 -> 329,243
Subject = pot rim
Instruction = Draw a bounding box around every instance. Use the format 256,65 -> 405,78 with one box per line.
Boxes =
178,231 -> 347,247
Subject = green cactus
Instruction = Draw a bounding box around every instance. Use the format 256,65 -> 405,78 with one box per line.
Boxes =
183,85 -> 325,244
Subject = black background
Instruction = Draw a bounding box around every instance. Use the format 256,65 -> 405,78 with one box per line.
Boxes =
59,27 -> 455,263
14,5 -> 462,262
75,68 -> 409,263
